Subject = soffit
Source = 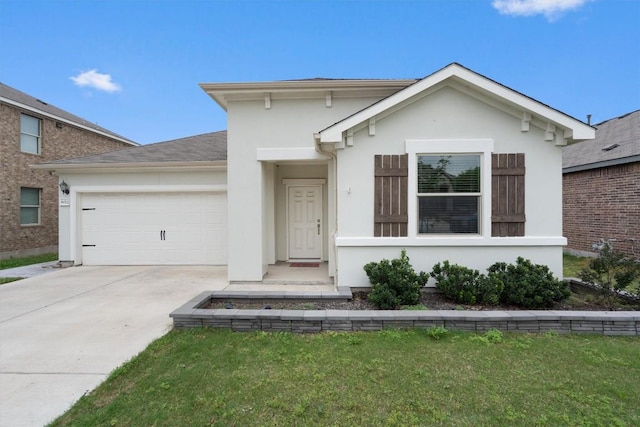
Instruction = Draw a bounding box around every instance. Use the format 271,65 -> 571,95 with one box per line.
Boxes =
200,79 -> 417,110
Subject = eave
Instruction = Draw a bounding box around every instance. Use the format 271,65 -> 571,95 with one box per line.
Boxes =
0,96 -> 137,146
200,79 -> 417,111
31,160 -> 227,174
563,155 -> 640,174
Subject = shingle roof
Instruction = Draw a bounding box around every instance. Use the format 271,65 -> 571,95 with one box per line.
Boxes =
563,110 -> 640,172
0,82 -> 136,145
43,131 -> 227,165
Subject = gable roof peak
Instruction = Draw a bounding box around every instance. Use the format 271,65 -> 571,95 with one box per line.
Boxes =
317,63 -> 594,144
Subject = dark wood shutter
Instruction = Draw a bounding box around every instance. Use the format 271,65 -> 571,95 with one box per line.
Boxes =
491,153 -> 525,236
374,154 -> 408,237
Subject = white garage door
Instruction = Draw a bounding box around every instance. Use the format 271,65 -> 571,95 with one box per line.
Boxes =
81,192 -> 226,265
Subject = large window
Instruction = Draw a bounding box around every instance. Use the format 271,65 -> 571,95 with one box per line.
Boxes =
417,154 -> 480,234
20,114 -> 41,154
20,187 -> 41,225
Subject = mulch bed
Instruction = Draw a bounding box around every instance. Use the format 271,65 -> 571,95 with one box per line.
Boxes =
209,289 -> 640,311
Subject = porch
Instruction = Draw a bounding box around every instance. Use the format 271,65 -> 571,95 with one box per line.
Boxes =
226,261 -> 335,292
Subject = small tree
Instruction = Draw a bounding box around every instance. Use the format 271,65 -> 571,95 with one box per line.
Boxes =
578,240 -> 640,294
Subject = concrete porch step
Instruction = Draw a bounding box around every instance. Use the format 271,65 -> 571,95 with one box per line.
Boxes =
213,285 -> 353,301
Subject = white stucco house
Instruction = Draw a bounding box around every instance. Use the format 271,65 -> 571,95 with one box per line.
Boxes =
35,63 -> 594,287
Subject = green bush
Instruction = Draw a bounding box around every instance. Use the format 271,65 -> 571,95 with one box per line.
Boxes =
488,257 -> 570,308
429,257 -> 569,309
363,250 -> 428,309
430,261 -> 502,305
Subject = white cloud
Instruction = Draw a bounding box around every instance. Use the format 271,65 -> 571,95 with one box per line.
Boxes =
70,69 -> 121,92
492,0 -> 591,21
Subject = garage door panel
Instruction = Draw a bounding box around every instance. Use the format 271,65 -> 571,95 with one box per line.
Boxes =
81,192 -> 227,265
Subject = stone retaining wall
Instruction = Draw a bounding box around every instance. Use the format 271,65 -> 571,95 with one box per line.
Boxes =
170,292 -> 640,336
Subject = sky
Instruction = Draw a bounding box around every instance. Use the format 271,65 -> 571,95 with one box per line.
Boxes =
1,0 -> 638,145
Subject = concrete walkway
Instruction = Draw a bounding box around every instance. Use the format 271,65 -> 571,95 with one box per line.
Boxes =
0,261 -> 61,279
0,265 -> 228,427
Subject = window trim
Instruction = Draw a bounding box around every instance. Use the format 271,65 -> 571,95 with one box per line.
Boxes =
417,154 -> 481,235
20,113 -> 42,155
20,187 -> 42,226
406,139 -> 493,239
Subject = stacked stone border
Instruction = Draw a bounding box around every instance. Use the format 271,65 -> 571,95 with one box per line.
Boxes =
170,289 -> 640,336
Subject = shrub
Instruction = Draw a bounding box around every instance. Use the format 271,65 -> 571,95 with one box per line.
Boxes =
430,261 -> 502,305
488,257 -> 570,309
429,257 -> 569,309
363,250 -> 428,309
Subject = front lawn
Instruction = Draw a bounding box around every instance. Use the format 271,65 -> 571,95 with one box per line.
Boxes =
50,329 -> 640,427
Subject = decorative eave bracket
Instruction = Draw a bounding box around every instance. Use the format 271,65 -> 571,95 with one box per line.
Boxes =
521,112 -> 531,132
545,122 -> 570,146
346,130 -> 354,147
545,123 -> 556,141
524,112 -> 572,145
264,93 -> 271,109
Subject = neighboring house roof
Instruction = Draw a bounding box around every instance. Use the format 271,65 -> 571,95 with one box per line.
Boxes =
563,110 -> 640,173
33,131 -> 227,170
317,63 -> 595,145
0,82 -> 137,146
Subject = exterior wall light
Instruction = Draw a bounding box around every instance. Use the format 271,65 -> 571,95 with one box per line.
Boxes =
59,180 -> 70,195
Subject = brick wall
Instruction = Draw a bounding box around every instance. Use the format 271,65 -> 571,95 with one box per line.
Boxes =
563,162 -> 640,258
0,103 -> 134,259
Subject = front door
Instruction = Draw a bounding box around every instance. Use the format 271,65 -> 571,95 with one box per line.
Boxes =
288,186 -> 322,259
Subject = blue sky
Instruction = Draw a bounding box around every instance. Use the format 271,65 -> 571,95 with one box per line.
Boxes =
1,0 -> 638,144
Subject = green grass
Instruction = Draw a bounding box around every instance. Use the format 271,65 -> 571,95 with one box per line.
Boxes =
0,277 -> 22,285
563,253 -> 591,278
49,329 -> 640,427
0,253 -> 58,270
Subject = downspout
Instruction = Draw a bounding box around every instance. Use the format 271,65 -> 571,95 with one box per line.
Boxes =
314,133 -> 339,289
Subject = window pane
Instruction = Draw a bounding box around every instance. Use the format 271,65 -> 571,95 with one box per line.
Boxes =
21,114 -> 40,135
21,188 -> 40,205
20,134 -> 39,154
20,207 -> 39,224
418,196 -> 479,234
418,155 -> 480,193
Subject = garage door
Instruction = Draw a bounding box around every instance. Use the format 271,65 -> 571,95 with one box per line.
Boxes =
81,192 -> 226,265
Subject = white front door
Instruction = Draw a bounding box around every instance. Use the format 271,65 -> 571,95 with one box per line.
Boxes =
288,186 -> 322,259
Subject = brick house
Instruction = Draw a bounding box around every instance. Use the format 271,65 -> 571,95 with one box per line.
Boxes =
0,83 -> 137,260
563,110 -> 640,258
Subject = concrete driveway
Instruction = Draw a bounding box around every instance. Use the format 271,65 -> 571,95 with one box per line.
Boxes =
0,265 -> 228,427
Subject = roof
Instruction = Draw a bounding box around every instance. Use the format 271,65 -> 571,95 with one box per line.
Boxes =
317,63 -> 595,144
33,131 -> 227,169
563,110 -> 640,173
0,82 -> 136,146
